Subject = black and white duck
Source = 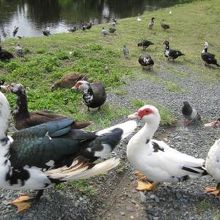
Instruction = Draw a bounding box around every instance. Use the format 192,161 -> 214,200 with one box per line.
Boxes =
0,45 -> 14,61
42,27 -> 51,36
72,80 -> 107,111
148,17 -> 155,29
127,105 -> 207,191
163,40 -> 184,61
137,40 -> 154,50
161,21 -> 170,30
201,42 -> 220,67
1,83 -> 90,130
68,26 -> 77,33
181,101 -> 201,126
0,90 -> 138,212
138,54 -> 154,70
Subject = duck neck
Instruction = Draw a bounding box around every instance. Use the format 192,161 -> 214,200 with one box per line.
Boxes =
134,121 -> 159,144
0,93 -> 11,139
202,47 -> 208,53
14,92 -> 30,118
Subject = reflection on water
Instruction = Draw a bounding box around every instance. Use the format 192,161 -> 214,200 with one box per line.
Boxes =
0,0 -> 192,38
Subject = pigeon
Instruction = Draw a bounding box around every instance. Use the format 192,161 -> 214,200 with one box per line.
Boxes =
123,45 -> 129,59
181,101 -> 201,126
101,27 -> 109,36
15,44 -> 24,57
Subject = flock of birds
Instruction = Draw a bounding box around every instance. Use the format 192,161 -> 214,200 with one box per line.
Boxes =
0,13 -> 220,214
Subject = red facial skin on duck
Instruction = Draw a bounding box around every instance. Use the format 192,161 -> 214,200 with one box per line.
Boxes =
72,81 -> 82,90
137,108 -> 154,119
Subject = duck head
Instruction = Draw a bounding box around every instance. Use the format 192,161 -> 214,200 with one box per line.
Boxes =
9,83 -> 26,95
204,42 -> 209,48
72,80 -> 90,92
128,105 -> 161,126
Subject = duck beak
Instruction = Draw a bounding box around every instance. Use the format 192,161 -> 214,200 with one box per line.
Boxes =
128,112 -> 140,120
0,85 -> 11,93
71,86 -> 77,90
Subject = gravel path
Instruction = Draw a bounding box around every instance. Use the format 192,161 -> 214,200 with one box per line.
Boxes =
0,63 -> 220,219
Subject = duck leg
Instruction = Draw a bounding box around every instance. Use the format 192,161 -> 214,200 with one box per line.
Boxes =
134,171 -> 157,191
205,183 -> 220,198
10,190 -> 44,213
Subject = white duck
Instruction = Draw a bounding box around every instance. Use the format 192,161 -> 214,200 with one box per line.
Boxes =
127,105 -> 207,191
205,139 -> 220,198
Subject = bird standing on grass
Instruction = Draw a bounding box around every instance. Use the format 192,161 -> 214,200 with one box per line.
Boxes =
161,21 -> 170,30
123,45 -> 129,59
138,54 -> 154,70
148,17 -> 155,29
0,90 -> 138,212
163,40 -> 184,61
72,80 -> 107,111
137,40 -> 154,50
201,42 -> 220,67
15,44 -> 24,57
101,27 -> 109,36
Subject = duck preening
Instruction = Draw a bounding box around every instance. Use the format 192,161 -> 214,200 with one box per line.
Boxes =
181,101 -> 201,126
148,17 -> 155,29
163,40 -> 184,61
205,139 -> 220,199
51,73 -> 87,91
1,83 -> 90,130
201,42 -> 220,67
137,40 -> 154,50
0,90 -> 138,212
138,54 -> 154,70
127,105 -> 207,191
72,80 -> 107,111
0,45 -> 14,61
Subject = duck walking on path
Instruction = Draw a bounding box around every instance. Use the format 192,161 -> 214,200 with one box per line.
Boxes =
127,105 -> 207,191
138,54 -> 154,70
0,90 -> 138,212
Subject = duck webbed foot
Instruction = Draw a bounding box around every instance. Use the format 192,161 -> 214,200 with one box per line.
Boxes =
134,171 -> 157,191
10,190 -> 44,213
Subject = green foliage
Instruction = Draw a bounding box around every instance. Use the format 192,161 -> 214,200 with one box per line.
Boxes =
132,99 -> 176,126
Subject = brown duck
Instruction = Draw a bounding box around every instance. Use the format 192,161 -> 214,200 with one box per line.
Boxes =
2,83 -> 90,130
51,73 -> 87,91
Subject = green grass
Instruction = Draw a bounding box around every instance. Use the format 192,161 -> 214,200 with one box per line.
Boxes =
56,179 -> 97,196
0,0 -> 219,128
131,99 -> 176,126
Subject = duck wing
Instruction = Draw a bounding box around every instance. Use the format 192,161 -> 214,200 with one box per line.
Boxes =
9,119 -> 96,169
144,140 -> 206,182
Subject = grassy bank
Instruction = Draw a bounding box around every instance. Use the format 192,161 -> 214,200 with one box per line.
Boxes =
0,0 -> 219,129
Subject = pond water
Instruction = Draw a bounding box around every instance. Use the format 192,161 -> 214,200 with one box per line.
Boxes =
0,0 -> 192,39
